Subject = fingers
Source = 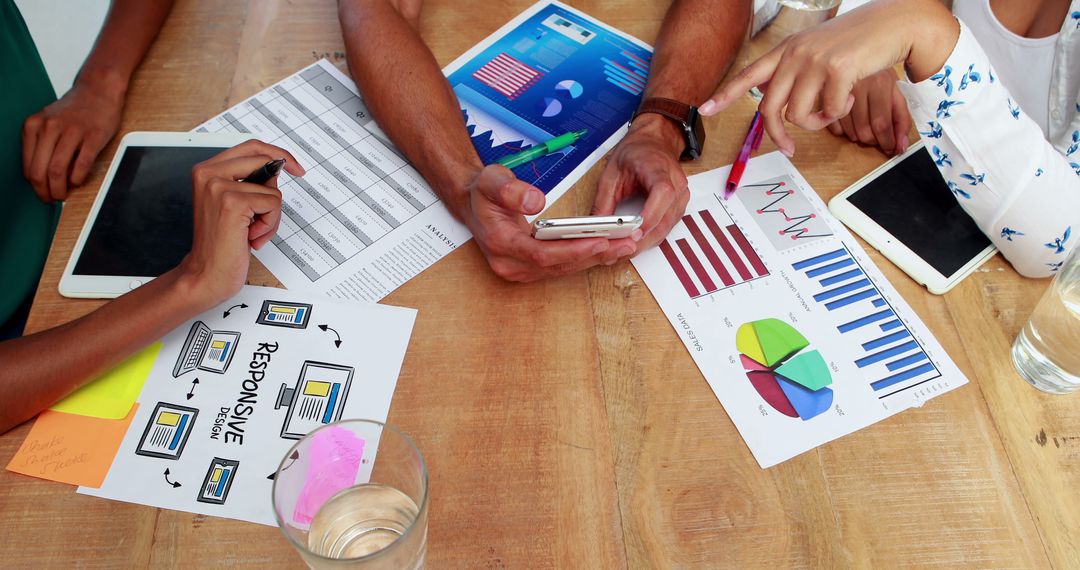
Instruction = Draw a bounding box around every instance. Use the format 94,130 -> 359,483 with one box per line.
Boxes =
70,131 -> 110,187
838,115 -> 858,142
826,121 -> 843,137
21,115 -> 41,183
205,140 -> 306,176
47,130 -> 83,201
699,49 -> 784,116
195,155 -> 296,188
891,84 -> 912,153
26,119 -> 63,203
474,165 -> 545,214
591,162 -> 621,217
867,81 -> 896,154
849,92 -> 875,146
784,72 -> 837,131
758,66 -> 796,157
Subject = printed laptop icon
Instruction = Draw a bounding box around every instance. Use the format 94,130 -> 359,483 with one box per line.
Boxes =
173,320 -> 240,377
136,402 -> 198,460
197,457 -> 239,505
276,361 -> 354,440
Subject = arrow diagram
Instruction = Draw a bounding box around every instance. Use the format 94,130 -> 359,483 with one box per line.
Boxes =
267,450 -> 301,480
318,324 -> 342,348
223,303 -> 248,319
164,468 -> 182,488
185,378 -> 200,400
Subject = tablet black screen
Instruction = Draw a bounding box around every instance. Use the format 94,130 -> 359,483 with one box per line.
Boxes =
846,146 -> 992,278
73,146 -> 224,277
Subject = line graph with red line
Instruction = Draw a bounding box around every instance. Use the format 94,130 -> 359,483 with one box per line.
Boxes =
738,175 -> 834,251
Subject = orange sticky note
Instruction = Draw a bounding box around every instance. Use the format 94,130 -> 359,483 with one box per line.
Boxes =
6,405 -> 137,488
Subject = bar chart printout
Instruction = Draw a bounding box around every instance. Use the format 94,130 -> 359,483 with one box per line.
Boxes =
659,205 -> 769,299
791,247 -> 942,399
630,152 -> 968,467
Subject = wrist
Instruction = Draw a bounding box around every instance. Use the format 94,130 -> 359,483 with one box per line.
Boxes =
627,113 -> 685,158
438,163 -> 483,223
168,263 -> 228,315
74,66 -> 129,105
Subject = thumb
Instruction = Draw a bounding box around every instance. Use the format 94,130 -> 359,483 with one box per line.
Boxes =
475,164 -> 546,214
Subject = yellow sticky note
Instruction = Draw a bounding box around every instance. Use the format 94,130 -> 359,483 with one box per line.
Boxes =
6,405 -> 138,488
49,342 -> 162,420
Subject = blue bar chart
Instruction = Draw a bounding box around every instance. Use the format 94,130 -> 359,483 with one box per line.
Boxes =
792,247 -> 941,397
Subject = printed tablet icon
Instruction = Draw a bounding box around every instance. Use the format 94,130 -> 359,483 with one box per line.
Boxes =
275,361 -> 354,440
256,300 -> 313,329
136,402 -> 198,460
197,457 -> 239,505
173,320 -> 240,377
736,318 -> 834,420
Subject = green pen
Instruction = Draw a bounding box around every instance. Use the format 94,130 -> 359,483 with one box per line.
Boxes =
496,129 -> 588,169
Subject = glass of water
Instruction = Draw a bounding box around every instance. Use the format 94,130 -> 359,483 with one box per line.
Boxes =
1012,248 -> 1080,394
743,0 -> 843,100
272,420 -> 428,569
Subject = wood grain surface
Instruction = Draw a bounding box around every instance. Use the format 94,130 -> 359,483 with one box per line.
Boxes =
1,1 -> 1074,567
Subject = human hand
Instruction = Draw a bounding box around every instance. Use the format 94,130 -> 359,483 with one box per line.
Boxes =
22,83 -> 125,203
178,141 -> 305,307
593,115 -> 688,252
698,0 -> 955,156
826,69 -> 912,156
459,165 -> 634,282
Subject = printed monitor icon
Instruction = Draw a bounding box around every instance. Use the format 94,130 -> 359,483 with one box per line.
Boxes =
173,321 -> 240,377
276,361 -> 354,440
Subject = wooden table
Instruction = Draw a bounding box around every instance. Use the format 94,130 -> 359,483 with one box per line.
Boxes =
2,1 -> 1076,567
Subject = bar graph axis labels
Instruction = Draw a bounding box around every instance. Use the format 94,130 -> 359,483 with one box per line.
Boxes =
792,245 -> 943,399
660,204 -> 769,299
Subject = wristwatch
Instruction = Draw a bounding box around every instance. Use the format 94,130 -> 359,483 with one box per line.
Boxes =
632,97 -> 706,161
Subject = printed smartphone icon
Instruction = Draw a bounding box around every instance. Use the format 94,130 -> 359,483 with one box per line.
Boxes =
136,402 -> 198,460
275,361 -> 354,440
173,320 -> 240,377
256,300 -> 313,329
197,457 -> 239,505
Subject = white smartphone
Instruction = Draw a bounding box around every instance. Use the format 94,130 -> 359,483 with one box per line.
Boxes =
828,140 -> 997,295
532,215 -> 644,240
59,131 -> 253,298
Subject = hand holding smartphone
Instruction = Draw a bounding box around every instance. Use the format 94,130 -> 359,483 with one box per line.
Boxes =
531,215 -> 644,240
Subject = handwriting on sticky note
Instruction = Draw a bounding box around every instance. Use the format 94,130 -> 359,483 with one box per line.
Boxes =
6,406 -> 138,488
293,426 -> 365,525
50,342 -> 162,420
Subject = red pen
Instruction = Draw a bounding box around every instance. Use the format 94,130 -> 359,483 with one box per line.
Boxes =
723,111 -> 764,200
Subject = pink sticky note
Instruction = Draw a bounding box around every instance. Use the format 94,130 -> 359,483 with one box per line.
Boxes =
293,426 -> 365,525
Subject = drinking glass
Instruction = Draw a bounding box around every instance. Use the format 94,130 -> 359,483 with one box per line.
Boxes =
1012,248 -> 1080,394
272,420 -> 428,569
743,0 -> 843,100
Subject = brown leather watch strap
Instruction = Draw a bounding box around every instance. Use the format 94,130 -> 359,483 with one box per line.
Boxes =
633,97 -> 693,126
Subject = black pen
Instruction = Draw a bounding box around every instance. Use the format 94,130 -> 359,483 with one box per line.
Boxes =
240,158 -> 287,185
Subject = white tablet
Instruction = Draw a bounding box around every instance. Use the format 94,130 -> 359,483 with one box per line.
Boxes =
828,141 -> 997,295
59,131 -> 253,298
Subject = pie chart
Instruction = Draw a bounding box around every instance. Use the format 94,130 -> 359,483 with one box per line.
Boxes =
736,318 -> 834,420
555,80 -> 584,100
536,96 -> 563,118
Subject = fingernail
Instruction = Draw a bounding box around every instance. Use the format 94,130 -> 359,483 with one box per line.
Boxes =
780,146 -> 794,158
698,100 -> 717,115
604,258 -> 618,266
631,228 -> 643,241
524,190 -> 545,212
899,135 -> 909,152
592,241 -> 610,255
617,245 -> 635,257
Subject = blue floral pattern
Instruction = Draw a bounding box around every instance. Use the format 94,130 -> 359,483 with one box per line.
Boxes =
1001,227 -> 1024,241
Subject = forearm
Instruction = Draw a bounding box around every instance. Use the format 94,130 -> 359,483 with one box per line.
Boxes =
0,268 -> 203,433
338,0 -> 481,218
632,0 -> 752,152
76,0 -> 175,101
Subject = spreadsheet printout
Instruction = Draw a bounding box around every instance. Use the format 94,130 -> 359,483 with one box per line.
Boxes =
195,1 -> 653,301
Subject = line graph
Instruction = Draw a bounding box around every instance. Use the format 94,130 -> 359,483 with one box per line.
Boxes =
738,175 -> 833,251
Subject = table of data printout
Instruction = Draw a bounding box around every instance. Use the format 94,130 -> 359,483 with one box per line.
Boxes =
195,61 -> 462,301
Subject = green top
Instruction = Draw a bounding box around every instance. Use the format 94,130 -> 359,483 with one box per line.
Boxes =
0,0 -> 59,327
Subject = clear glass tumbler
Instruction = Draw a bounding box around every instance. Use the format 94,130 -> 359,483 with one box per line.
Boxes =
272,420 -> 428,569
744,0 -> 843,100
1012,248 -> 1080,394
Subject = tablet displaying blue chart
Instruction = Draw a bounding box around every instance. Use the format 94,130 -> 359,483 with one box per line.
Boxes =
447,3 -> 652,193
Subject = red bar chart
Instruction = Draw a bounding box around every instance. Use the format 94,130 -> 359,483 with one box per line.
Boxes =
660,207 -> 769,299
